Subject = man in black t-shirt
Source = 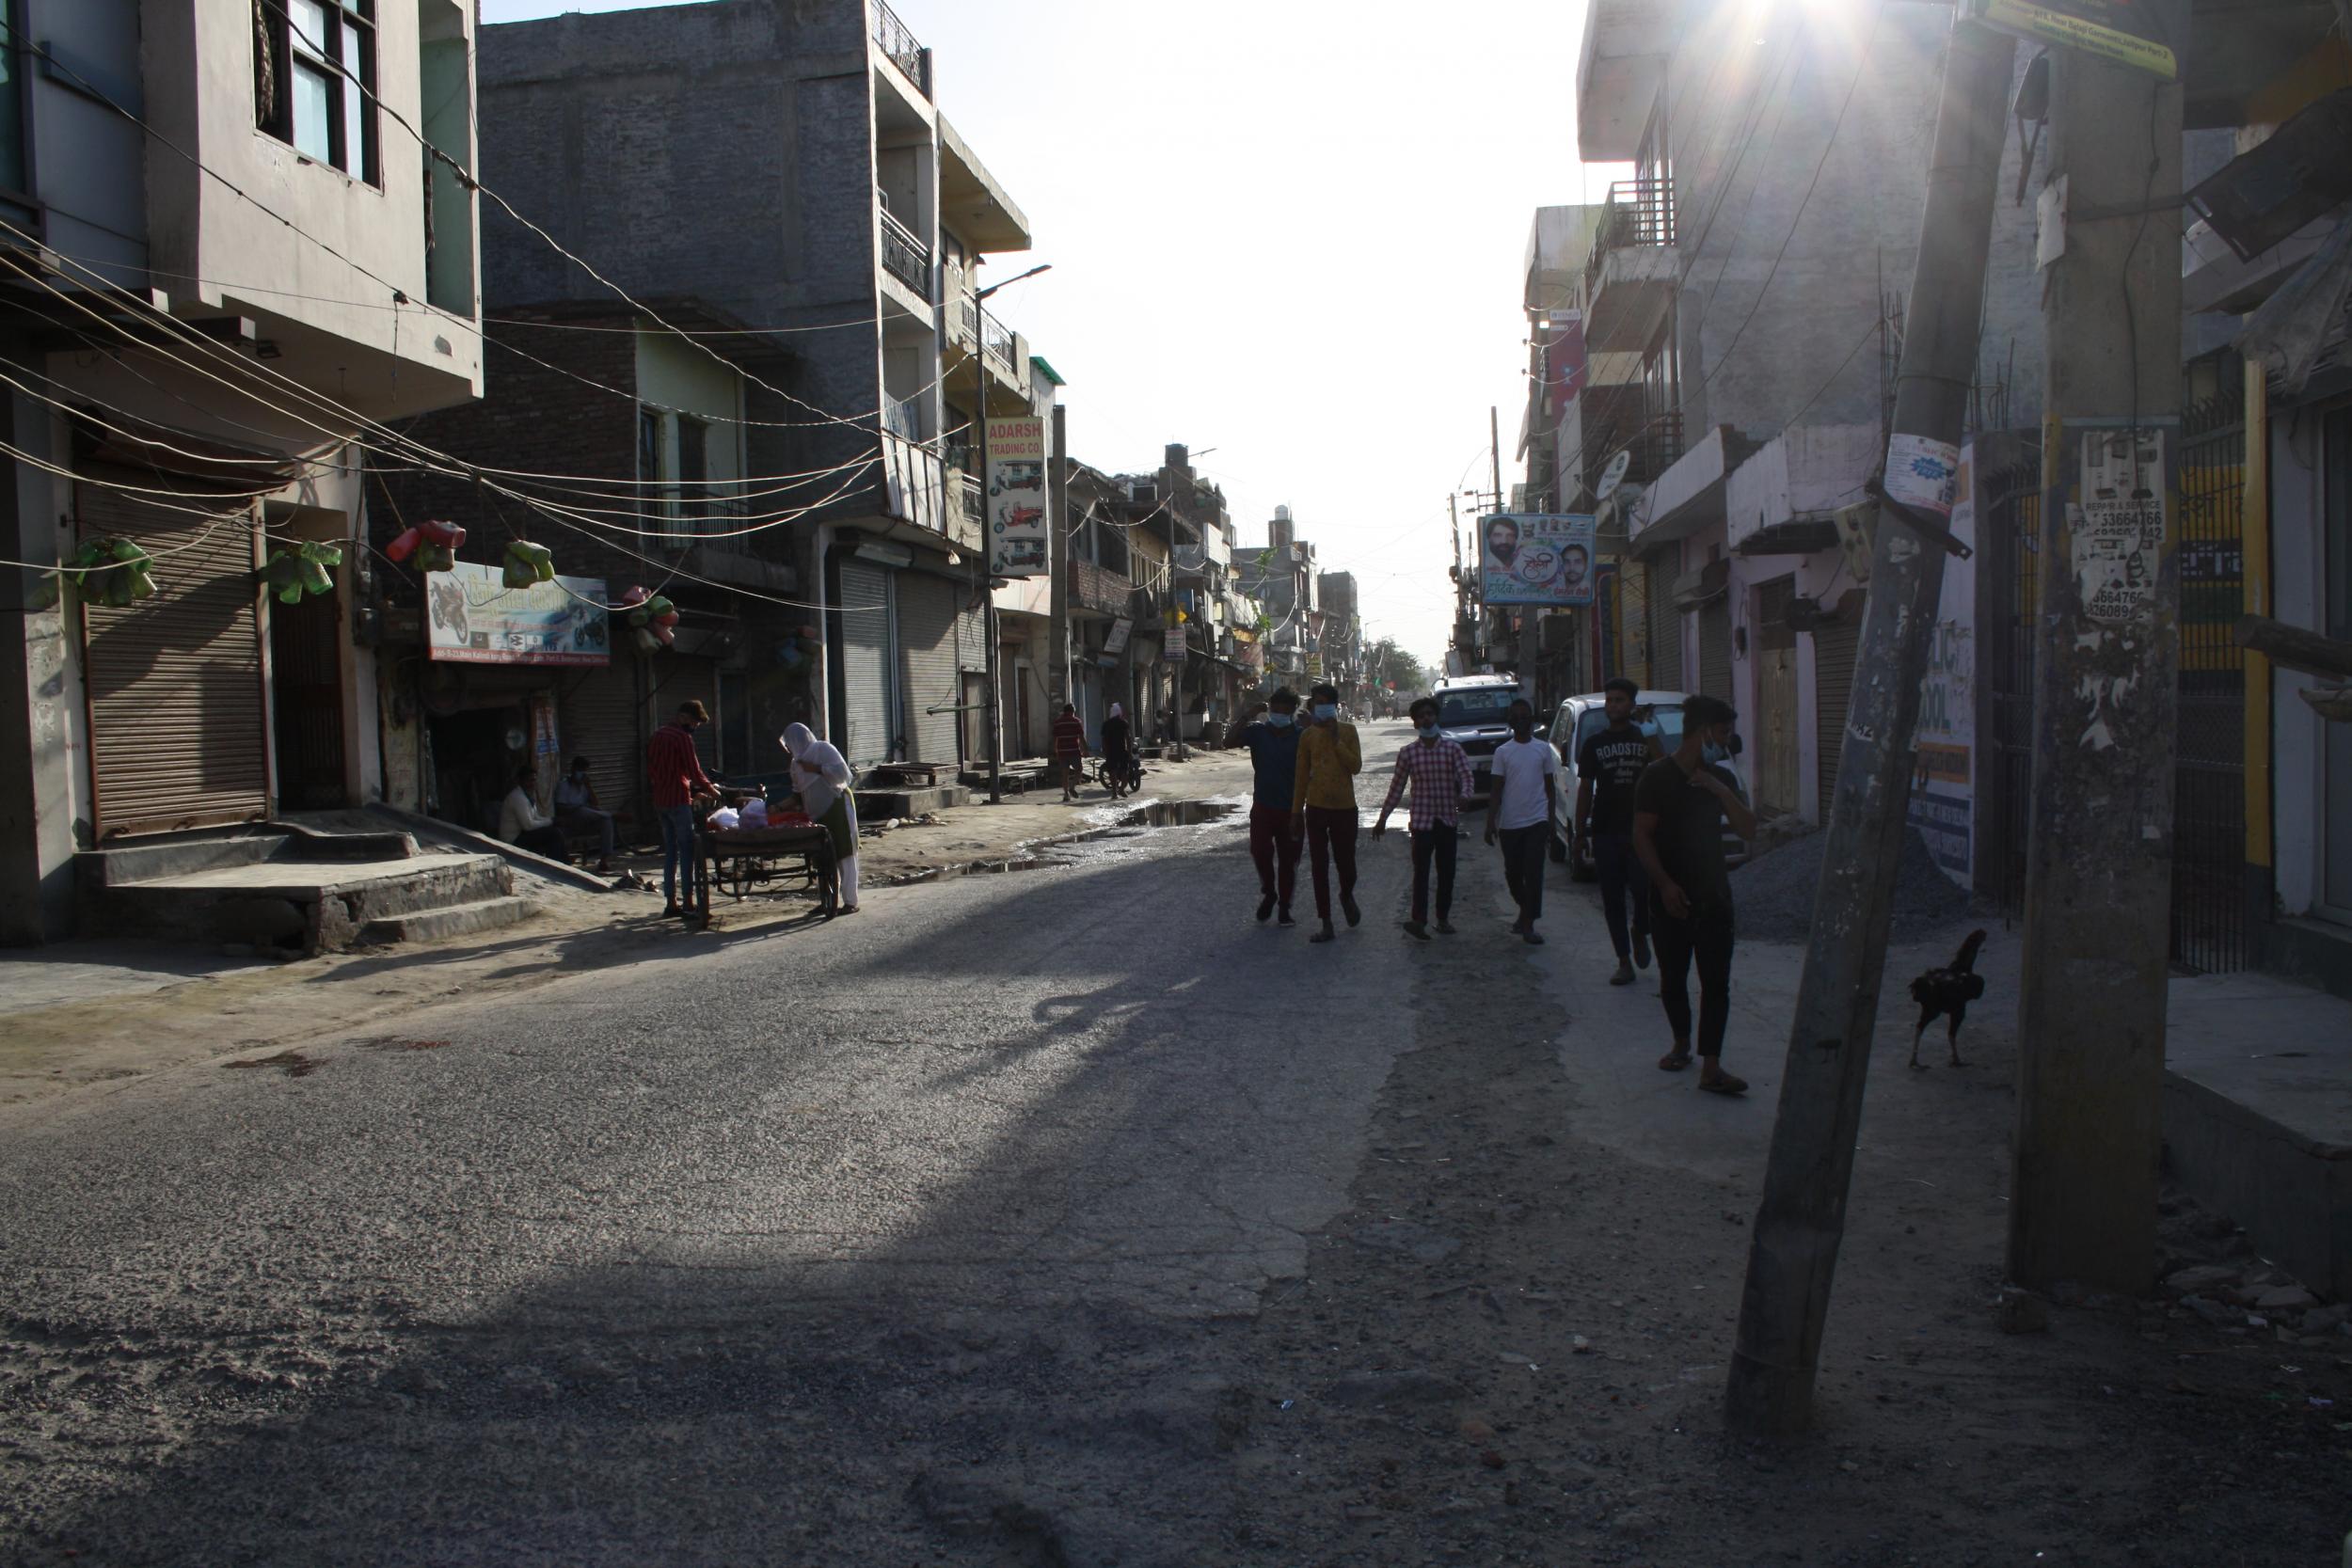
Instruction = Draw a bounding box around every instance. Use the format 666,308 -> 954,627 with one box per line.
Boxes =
1632,693 -> 1757,1095
1575,676 -> 1663,985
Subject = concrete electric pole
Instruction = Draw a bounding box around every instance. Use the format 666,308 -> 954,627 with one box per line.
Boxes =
1725,14 -> 2017,1437
2009,1 -> 2189,1294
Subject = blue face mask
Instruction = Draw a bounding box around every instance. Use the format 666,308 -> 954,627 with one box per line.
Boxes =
1703,740 -> 1731,765
1266,713 -> 1294,729
1417,722 -> 1441,739
1312,704 -> 1337,721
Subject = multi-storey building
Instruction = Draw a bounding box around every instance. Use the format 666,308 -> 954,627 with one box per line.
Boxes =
0,0 -> 483,942
1575,0 -> 2041,836
1235,507 -> 1320,690
429,0 -> 1038,800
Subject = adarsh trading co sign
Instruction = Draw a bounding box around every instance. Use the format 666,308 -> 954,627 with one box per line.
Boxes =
1966,0 -> 2176,77
985,416 -> 1049,578
425,562 -> 611,665
1478,513 -> 1599,609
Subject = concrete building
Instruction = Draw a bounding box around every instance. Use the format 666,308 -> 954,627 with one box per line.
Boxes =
1234,506 -> 1319,691
1317,570 -> 1364,709
0,0 -> 483,942
468,0 -> 1036,779
1576,0 -> 2042,845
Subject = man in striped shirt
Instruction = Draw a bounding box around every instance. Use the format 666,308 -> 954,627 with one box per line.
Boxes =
1373,695 -> 1475,940
646,700 -> 719,916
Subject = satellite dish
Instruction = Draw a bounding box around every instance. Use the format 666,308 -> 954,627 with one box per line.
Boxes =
1595,449 -> 1634,502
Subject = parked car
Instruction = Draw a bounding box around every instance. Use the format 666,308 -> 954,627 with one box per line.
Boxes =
1547,689 -> 1751,879
1431,673 -> 1537,801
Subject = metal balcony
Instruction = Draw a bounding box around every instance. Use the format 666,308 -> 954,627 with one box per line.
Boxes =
879,206 -> 930,298
1070,558 -> 1134,618
870,0 -> 927,91
1582,395 -> 1684,494
1584,178 -> 1677,355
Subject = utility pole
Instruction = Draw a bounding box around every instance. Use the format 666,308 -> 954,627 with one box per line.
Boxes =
1725,14 -> 2016,1437
977,388 -> 1003,803
1048,402 -> 1071,721
1489,405 -> 1503,514
2010,3 -> 2188,1293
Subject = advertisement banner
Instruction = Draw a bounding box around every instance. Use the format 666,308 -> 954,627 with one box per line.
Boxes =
1478,513 -> 1598,608
1966,0 -> 2176,77
985,415 -> 1049,578
1162,627 -> 1186,663
1905,442 -> 1979,887
425,562 -> 610,665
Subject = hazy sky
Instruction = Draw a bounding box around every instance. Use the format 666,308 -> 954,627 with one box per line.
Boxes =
480,0 -> 1598,663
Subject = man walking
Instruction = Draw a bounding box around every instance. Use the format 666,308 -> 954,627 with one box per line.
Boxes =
1631,694 -> 1757,1095
646,700 -> 719,918
1233,688 -> 1304,925
1485,696 -> 1560,944
1290,683 -> 1362,945
1576,677 -> 1663,984
1373,695 -> 1474,940
1051,702 -> 1089,801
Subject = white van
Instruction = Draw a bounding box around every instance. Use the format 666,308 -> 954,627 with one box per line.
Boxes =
1430,673 -> 1535,800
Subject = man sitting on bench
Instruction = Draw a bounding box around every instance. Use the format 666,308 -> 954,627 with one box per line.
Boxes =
498,766 -> 571,863
553,755 -> 617,873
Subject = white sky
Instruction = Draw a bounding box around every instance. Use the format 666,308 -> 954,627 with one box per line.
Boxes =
480,0 -> 1598,663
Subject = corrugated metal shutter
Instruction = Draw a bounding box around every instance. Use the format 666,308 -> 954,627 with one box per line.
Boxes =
1620,562 -> 1650,687
1649,573 -> 1683,690
1698,598 -> 1731,701
557,662 -> 644,827
1813,615 -> 1860,819
897,571 -> 960,766
838,559 -> 892,766
78,479 -> 268,837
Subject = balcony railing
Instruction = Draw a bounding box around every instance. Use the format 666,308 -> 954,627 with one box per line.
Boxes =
1585,177 -> 1675,299
954,295 -> 979,347
958,470 -> 984,528
882,392 -> 922,441
1071,558 -> 1134,617
879,206 -> 930,297
981,309 -> 1017,376
1584,401 -> 1685,493
870,0 -> 926,90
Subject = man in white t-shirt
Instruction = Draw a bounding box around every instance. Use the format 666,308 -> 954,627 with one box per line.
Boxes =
1485,696 -> 1562,945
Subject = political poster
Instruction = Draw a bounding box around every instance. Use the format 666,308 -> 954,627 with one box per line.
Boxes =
1478,513 -> 1599,608
985,415 -> 1049,578
425,562 -> 610,665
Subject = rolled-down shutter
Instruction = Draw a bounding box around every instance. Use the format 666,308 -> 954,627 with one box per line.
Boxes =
1813,615 -> 1860,819
78,479 -> 268,837
557,662 -> 644,826
1620,562 -> 1651,687
897,572 -> 960,766
837,560 -> 892,766
1698,597 -> 1731,702
1648,568 -> 1683,690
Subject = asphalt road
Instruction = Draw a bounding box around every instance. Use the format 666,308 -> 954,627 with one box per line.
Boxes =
0,721 -> 1459,1566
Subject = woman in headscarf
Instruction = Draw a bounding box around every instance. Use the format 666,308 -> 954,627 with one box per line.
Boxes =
1100,703 -> 1133,796
782,722 -> 860,915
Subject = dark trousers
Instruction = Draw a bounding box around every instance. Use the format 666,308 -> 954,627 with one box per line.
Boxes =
1303,806 -> 1359,922
1593,832 -> 1650,958
1499,823 -> 1549,924
515,824 -> 569,863
1248,803 -> 1301,910
1651,902 -> 1735,1056
1408,823 -> 1457,923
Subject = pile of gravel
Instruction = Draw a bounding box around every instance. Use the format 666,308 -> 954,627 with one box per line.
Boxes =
1730,824 -> 1971,943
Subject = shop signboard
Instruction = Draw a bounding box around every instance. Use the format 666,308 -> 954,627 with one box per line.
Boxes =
1478,513 -> 1599,608
425,562 -> 610,665
1162,627 -> 1186,663
1964,0 -> 2176,77
985,415 -> 1050,578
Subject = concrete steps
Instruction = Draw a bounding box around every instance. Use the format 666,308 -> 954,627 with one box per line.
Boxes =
856,783 -> 965,819
358,894 -> 542,946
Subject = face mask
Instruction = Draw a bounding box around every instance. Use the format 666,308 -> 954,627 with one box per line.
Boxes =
1703,740 -> 1731,765
1417,722 -> 1440,739
1312,704 -> 1337,721
1266,713 -> 1294,729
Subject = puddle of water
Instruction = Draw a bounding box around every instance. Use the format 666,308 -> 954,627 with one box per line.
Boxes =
1116,800 -> 1240,829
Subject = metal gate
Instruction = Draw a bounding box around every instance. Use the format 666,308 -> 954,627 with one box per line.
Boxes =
897,572 -> 961,766
1979,354 -> 2248,972
836,559 -> 895,766
1698,596 -> 1731,702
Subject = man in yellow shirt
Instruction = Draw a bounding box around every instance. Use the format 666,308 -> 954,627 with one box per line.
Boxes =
1290,683 -> 1363,944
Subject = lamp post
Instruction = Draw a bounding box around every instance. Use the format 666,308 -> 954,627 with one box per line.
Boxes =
971,261 -> 1052,804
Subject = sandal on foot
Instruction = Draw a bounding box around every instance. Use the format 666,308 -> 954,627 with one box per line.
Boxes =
1658,1049 -> 1692,1072
1698,1073 -> 1749,1096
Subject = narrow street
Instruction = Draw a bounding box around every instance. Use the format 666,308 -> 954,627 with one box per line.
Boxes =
1,723 -> 2342,1565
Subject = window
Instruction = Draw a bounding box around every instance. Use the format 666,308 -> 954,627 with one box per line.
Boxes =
258,0 -> 379,183
639,405 -> 669,519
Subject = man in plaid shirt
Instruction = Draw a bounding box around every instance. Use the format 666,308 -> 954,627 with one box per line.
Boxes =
1372,695 -> 1476,940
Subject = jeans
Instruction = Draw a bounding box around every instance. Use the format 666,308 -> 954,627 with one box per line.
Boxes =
659,802 -> 696,905
1408,822 -> 1457,923
1499,823 -> 1549,925
1651,902 -> 1735,1057
1303,806 -> 1359,922
1592,832 -> 1650,959
1248,803 -> 1301,910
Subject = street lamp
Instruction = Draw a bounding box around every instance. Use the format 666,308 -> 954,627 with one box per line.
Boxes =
972,262 -> 1052,804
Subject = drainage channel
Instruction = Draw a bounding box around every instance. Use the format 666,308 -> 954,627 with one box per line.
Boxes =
882,799 -> 1243,886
